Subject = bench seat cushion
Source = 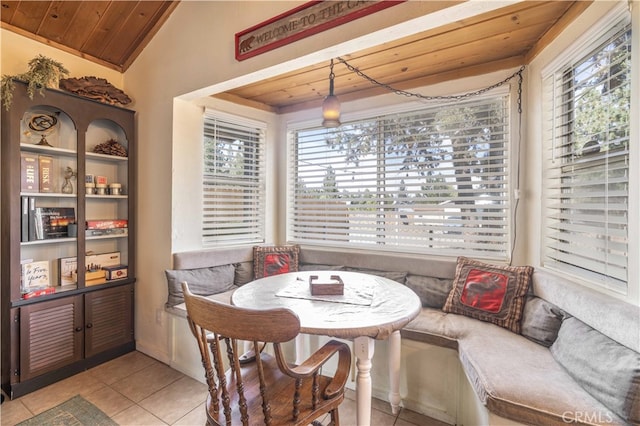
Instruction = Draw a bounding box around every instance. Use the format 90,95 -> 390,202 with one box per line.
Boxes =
550,317 -> 640,423
403,308 -> 625,425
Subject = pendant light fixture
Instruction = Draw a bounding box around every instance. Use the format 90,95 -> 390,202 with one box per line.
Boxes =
322,59 -> 341,128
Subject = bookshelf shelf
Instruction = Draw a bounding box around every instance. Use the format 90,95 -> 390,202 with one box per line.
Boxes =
20,237 -> 76,246
20,143 -> 77,157
19,192 -> 77,198
86,194 -> 128,199
85,234 -> 128,241
86,152 -> 128,162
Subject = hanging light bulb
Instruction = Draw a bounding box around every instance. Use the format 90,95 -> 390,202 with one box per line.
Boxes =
322,59 -> 341,128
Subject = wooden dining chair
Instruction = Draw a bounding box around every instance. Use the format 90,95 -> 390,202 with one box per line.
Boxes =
182,282 -> 352,426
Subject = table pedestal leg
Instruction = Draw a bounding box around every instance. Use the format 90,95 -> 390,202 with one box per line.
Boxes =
354,336 -> 375,426
388,330 -> 401,414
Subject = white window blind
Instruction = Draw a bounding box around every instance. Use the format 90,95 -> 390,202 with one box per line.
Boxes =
288,96 -> 511,259
202,112 -> 266,246
542,21 -> 631,293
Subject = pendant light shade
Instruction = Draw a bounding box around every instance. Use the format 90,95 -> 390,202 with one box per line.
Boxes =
322,59 -> 341,128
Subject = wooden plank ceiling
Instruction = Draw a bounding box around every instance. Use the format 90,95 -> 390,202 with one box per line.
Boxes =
1,1 -> 590,114
0,1 -> 179,72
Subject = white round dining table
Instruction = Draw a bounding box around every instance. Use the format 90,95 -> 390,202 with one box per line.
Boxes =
231,271 -> 421,426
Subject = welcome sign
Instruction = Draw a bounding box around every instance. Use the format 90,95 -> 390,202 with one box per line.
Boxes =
235,0 -> 404,61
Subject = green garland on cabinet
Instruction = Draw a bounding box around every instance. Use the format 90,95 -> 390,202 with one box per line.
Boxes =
1,55 -> 69,110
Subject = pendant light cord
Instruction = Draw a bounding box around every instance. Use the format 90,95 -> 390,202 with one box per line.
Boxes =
510,69 -> 524,265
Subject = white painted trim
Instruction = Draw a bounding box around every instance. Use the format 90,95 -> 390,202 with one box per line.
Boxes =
203,108 -> 267,131
541,2 -> 630,78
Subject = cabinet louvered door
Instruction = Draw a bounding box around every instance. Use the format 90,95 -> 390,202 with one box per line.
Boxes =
84,285 -> 133,358
19,296 -> 83,381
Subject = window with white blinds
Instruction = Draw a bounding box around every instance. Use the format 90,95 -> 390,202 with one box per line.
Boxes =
542,20 -> 631,293
288,96 -> 511,259
202,111 -> 266,246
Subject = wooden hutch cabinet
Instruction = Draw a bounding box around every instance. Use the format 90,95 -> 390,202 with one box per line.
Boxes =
1,81 -> 136,398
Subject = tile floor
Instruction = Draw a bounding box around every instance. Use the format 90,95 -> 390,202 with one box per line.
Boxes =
0,351 -> 446,426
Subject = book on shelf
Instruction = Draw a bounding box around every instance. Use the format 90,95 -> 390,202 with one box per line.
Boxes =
32,207 -> 76,240
86,228 -> 128,237
38,155 -> 53,192
20,152 -> 39,193
21,260 -> 50,292
26,197 -> 37,241
21,196 -> 29,242
22,287 -> 56,299
85,219 -> 128,229
58,256 -> 78,286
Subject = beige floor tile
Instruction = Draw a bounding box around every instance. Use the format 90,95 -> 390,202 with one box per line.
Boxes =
0,399 -> 33,425
337,397 -> 398,426
20,370 -> 105,415
83,385 -> 135,418
397,406 -> 450,426
172,401 -> 208,426
138,376 -> 207,424
110,362 -> 184,403
89,350 -> 158,385
111,404 -> 167,426
370,394 -> 397,416
6,351 -> 442,426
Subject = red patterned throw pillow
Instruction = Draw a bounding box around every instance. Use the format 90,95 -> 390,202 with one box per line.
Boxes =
253,245 -> 300,279
443,257 -> 533,333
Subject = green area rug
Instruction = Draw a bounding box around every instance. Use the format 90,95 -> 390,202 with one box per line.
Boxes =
17,395 -> 117,426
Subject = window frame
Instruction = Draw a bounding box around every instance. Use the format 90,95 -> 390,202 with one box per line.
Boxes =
202,110 -> 267,247
540,6 -> 633,295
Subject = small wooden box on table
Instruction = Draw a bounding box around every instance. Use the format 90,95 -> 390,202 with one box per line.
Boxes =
309,274 -> 344,295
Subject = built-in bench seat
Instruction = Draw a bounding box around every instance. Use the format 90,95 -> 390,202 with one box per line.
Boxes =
165,246 -> 640,426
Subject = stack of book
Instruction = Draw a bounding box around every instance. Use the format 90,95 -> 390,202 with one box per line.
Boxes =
21,153 -> 53,193
21,198 -> 76,241
85,219 -> 128,237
